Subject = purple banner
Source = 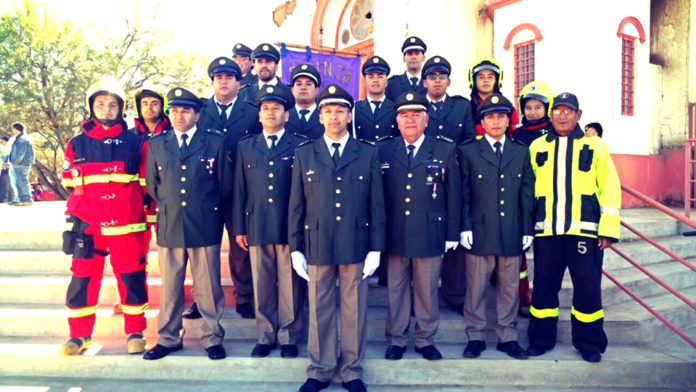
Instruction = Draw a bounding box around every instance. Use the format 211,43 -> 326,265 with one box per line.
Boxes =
281,48 -> 361,99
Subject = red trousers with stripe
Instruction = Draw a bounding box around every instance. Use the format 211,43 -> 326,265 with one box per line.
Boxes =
66,229 -> 147,338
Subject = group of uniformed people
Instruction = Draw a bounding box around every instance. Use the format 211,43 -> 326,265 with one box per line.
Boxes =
58,36 -> 622,392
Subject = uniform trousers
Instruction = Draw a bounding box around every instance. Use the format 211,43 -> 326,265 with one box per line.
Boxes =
226,224 -> 254,305
66,230 -> 147,338
249,244 -> 304,345
528,235 -> 608,353
307,262 -> 368,383
464,254 -> 521,342
385,255 -> 442,348
157,245 -> 225,348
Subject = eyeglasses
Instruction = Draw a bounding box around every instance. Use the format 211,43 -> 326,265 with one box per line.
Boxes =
425,73 -> 449,81
551,108 -> 575,116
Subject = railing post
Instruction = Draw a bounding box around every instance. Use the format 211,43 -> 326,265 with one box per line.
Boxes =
687,102 -> 695,218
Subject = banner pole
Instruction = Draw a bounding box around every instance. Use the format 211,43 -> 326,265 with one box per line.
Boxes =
276,42 -> 362,57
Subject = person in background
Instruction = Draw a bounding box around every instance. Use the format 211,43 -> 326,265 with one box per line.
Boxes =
8,122 -> 35,206
0,136 -> 13,203
584,122 -> 603,137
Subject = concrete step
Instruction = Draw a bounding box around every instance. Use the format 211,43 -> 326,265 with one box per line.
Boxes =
0,337 -> 693,390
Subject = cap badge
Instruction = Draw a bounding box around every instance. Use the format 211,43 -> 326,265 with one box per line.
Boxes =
530,85 -> 537,91
434,57 -> 441,63
219,59 -> 226,65
236,44 -> 241,49
266,86 -> 274,93
301,64 -> 308,70
491,96 -> 499,104
406,93 -> 414,101
373,57 -> 379,63
410,37 -> 416,43
561,93 -> 568,99
263,45 -> 269,51
328,86 -> 336,94
175,89 -> 183,97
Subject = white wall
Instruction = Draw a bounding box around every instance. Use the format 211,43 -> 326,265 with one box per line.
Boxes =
494,0 -> 653,155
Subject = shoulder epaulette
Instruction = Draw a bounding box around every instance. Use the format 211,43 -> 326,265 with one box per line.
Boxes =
296,139 -> 315,149
292,132 -> 308,139
451,95 -> 469,102
239,133 -> 256,141
375,135 -> 395,143
435,135 -> 454,143
150,130 -> 168,139
358,138 -> 376,146
206,128 -> 225,137
460,137 -> 477,144
510,138 -> 526,146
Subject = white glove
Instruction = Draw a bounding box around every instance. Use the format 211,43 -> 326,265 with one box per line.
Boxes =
459,231 -> 473,250
522,235 -> 534,252
445,241 -> 459,253
362,251 -> 381,280
291,251 -> 309,281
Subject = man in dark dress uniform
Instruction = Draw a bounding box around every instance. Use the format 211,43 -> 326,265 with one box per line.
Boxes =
378,92 -> 461,362
353,55 -> 398,142
289,84 -> 386,392
385,36 -> 428,101
143,87 -> 233,361
238,43 -> 286,104
232,85 -> 306,359
233,43 -> 257,89
286,63 -> 324,139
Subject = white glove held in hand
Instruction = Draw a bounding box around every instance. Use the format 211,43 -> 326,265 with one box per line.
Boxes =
362,251 -> 381,280
445,241 -> 459,253
460,231 -> 473,250
522,235 -> 534,252
291,251 -> 309,281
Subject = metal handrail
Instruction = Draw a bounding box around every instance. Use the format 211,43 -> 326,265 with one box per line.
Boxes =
603,269 -> 696,349
622,184 -> 696,230
621,221 -> 696,273
684,102 -> 694,218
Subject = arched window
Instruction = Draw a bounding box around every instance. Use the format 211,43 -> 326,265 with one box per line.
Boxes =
617,16 -> 646,116
503,23 -> 543,103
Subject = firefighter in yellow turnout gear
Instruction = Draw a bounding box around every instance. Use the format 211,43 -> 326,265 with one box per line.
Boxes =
526,93 -> 621,363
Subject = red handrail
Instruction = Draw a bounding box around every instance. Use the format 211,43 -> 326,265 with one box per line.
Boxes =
621,221 -> 696,273
609,245 -> 696,310
622,184 -> 696,230
603,269 -> 696,349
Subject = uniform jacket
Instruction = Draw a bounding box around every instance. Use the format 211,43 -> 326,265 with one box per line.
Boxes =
197,96 -> 261,147
288,137 -> 386,265
9,133 -> 35,166
378,135 -> 461,258
386,72 -> 427,102
238,76 -> 286,104
239,72 -> 257,90
529,126 -> 621,242
145,128 -> 234,248
424,95 -> 475,143
459,137 -> 534,256
61,120 -> 146,235
286,107 -> 324,140
232,131 -> 306,245
512,120 -> 549,147
353,99 -> 399,142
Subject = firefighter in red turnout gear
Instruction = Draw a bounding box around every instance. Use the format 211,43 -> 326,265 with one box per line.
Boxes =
59,79 -> 149,355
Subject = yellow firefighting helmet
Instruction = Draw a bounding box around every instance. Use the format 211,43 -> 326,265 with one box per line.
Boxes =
85,78 -> 126,119
469,57 -> 503,89
133,82 -> 168,119
517,80 -> 554,118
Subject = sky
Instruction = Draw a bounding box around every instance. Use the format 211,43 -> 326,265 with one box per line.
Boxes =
0,0 -> 291,60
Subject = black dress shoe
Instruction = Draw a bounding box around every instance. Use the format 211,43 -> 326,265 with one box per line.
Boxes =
414,344 -> 443,360
526,345 -> 548,357
182,302 -> 202,319
298,378 -> 330,392
580,350 -> 602,363
206,344 -> 226,360
462,340 -> 486,358
280,344 -> 298,358
341,379 -> 367,392
143,343 -> 183,360
496,341 -> 528,360
236,303 -> 255,319
251,343 -> 276,358
384,345 -> 405,360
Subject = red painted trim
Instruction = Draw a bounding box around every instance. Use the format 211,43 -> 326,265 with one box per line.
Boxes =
311,0 -> 331,48
503,23 -> 543,50
334,0 -> 353,49
488,0 -> 524,20
617,16 -> 646,43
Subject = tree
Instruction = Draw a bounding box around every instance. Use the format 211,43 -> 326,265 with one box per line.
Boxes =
0,0 -> 209,199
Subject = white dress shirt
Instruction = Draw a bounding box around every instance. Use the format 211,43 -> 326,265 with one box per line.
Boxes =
323,132 -> 350,157
174,126 -> 197,148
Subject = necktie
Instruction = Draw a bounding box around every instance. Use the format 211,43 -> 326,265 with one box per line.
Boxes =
332,142 -> 341,168
299,109 -> 310,127
218,103 -> 231,123
180,133 -> 188,154
433,101 -> 443,112
371,100 -> 381,116
494,141 -> 502,166
407,144 -> 416,167
410,77 -> 418,88
268,134 -> 278,151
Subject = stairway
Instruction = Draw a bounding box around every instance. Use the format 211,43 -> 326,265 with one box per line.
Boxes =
0,202 -> 694,391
